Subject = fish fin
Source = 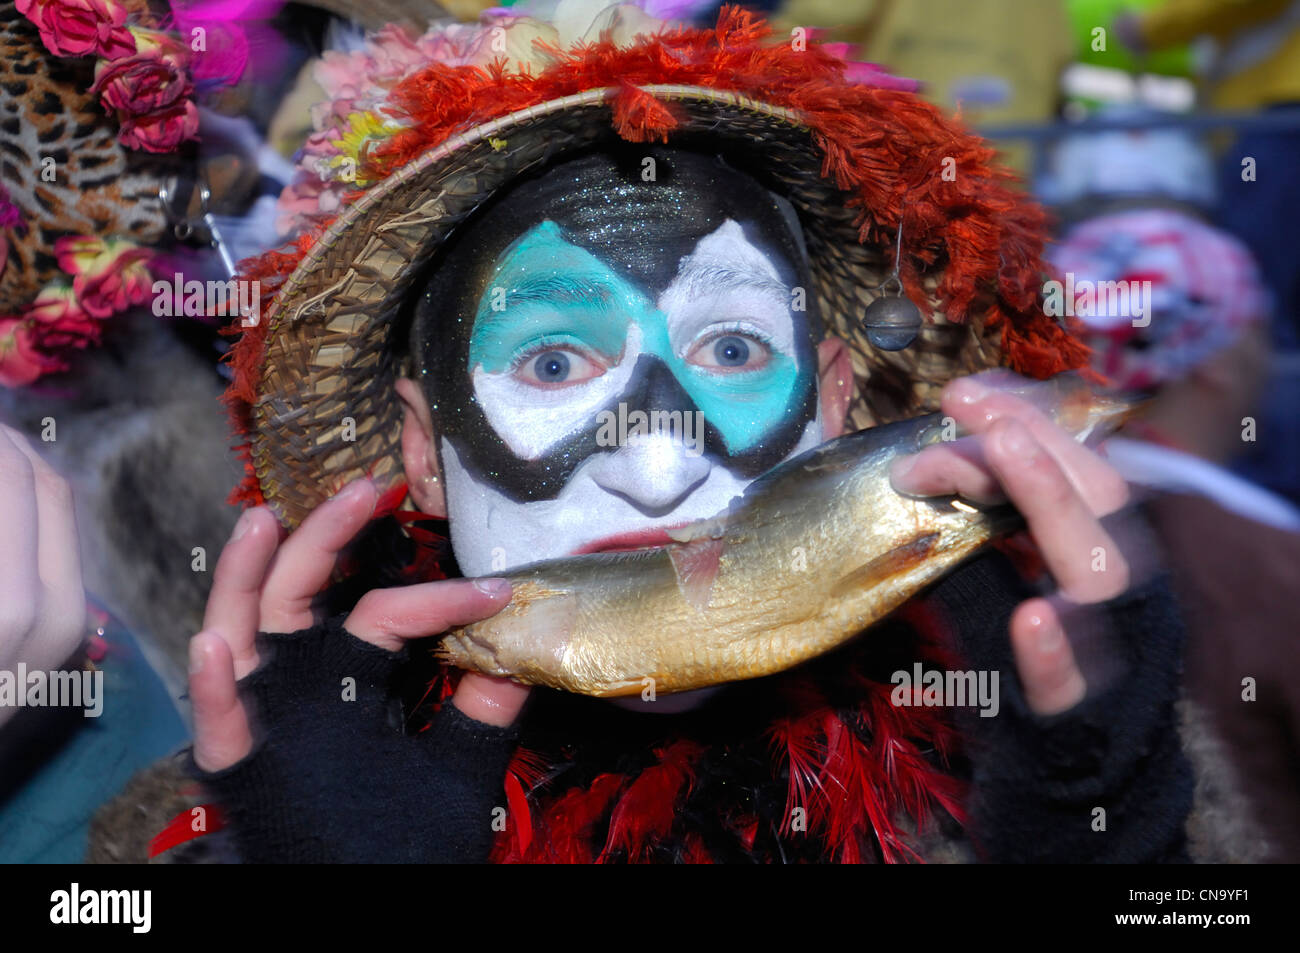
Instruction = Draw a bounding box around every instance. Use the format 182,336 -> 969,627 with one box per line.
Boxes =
665,516 -> 728,544
830,532 -> 941,599
668,536 -> 725,612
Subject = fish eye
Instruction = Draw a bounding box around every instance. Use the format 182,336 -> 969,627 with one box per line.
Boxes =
514,347 -> 605,387
687,330 -> 771,371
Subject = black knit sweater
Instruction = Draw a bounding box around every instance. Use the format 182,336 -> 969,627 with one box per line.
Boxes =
930,551 -> 1192,862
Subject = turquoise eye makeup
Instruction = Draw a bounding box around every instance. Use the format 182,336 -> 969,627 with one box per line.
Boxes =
413,147 -> 821,504
465,220 -> 812,463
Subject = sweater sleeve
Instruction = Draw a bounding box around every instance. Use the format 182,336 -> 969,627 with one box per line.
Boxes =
189,614 -> 519,863
924,540 -> 1194,863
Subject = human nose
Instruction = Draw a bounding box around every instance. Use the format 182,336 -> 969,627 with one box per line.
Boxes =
586,432 -> 712,515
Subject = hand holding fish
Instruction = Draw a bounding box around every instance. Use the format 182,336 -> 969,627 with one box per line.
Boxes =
189,478 -> 527,774
890,373 -> 1134,716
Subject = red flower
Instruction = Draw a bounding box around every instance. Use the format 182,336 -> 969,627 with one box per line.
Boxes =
53,235 -> 156,315
116,99 -> 200,153
91,39 -> 193,116
0,318 -> 59,387
80,250 -> 154,318
26,285 -> 99,344
16,0 -> 136,60
30,319 -> 101,350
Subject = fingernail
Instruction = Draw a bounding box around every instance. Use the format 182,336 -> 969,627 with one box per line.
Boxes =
951,377 -> 988,405
999,422 -> 1037,460
231,509 -> 253,541
473,578 -> 511,598
189,636 -> 206,675
889,455 -> 916,483
1036,617 -> 1065,654
331,479 -> 373,505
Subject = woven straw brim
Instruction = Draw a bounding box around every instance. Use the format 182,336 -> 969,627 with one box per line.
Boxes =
254,85 -> 1004,528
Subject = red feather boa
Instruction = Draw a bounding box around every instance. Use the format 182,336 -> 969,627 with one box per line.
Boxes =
487,601 -> 971,864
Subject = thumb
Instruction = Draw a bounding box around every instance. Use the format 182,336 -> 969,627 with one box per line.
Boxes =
1010,598 -> 1087,716
451,673 -> 530,727
190,632 -> 254,772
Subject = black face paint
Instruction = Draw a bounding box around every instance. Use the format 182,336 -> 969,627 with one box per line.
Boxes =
411,145 -> 821,503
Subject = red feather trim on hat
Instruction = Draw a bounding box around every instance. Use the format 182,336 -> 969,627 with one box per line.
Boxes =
220,5 -> 1087,512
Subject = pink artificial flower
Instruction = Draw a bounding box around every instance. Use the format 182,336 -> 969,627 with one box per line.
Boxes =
15,0 -> 136,60
279,2 -> 676,229
91,32 -> 193,116
819,41 -> 919,92
26,284 -> 88,327
54,235 -> 101,277
117,98 -> 200,153
366,24 -> 436,81
275,173 -> 343,238
77,249 -> 154,317
300,123 -> 344,160
26,283 -> 102,349
313,24 -> 435,118
170,0 -> 285,87
53,236 -> 155,317
0,318 -> 57,388
416,19 -> 500,69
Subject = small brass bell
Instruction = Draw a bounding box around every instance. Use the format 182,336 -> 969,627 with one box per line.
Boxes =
863,221 -> 923,351
862,290 -> 923,351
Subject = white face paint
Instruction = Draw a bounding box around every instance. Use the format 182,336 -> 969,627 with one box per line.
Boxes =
471,324 -> 644,461
441,412 -> 825,576
441,218 -> 827,577
655,219 -> 798,359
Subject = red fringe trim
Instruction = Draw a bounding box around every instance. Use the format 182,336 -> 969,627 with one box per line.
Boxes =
219,233 -> 323,508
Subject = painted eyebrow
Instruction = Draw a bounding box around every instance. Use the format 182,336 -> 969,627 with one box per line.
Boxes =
673,261 -> 789,303
501,273 -> 619,310
471,272 -> 622,345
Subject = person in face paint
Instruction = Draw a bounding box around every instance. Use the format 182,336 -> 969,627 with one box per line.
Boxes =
405,148 -> 833,579
186,147 -> 1160,862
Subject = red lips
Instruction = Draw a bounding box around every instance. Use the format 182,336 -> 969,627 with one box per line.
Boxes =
573,523 -> 692,555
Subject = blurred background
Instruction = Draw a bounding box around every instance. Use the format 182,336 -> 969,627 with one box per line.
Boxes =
762,0 -> 1300,507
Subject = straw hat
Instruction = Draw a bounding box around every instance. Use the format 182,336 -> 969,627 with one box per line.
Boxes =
226,5 -> 1088,529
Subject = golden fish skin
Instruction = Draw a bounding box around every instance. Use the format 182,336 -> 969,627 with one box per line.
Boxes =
438,374 -> 1136,697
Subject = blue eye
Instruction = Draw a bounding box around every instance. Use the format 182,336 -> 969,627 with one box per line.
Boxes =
510,343 -> 605,387
687,329 -> 770,371
532,350 -> 571,382
713,335 -> 750,366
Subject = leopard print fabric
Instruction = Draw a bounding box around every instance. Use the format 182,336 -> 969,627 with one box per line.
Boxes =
0,0 -> 175,314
